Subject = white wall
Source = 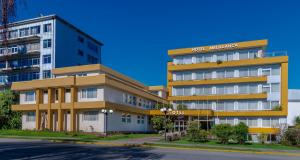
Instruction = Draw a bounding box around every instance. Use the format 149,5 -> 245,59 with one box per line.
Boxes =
22,112 -> 36,130
107,111 -> 149,132
287,102 -> 300,126
78,110 -> 105,132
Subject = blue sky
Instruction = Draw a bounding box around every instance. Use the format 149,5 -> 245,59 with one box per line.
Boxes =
17,0 -> 300,89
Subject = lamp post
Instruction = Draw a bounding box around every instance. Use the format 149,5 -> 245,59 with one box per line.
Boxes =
160,107 -> 172,141
101,109 -> 113,135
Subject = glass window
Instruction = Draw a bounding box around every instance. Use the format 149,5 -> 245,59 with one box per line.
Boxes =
83,111 -> 98,121
217,102 -> 225,111
81,88 -> 97,99
174,88 -> 183,96
8,30 -> 18,39
43,39 -> 52,48
238,118 -> 247,125
195,71 -> 203,80
121,114 -> 126,122
239,68 -> 249,77
203,86 -> 212,95
227,118 -> 235,125
238,101 -> 248,110
249,84 -> 258,94
248,118 -> 258,127
262,69 -> 271,76
203,54 -> 212,62
225,85 -> 234,94
26,112 -> 36,122
44,23 -> 52,32
216,86 -> 225,95
25,91 -> 35,102
30,26 -> 40,35
249,68 -> 258,77
262,118 -> 271,127
195,87 -> 203,95
239,51 -> 248,60
262,85 -> 270,93
43,70 -> 51,79
225,101 -> 234,111
271,118 -> 279,127
78,36 -> 85,43
126,114 -> 131,123
248,101 -> 258,110
262,101 -> 271,110
271,83 -> 280,93
196,55 -> 203,63
87,55 -> 98,64
204,71 -> 212,79
78,50 -> 84,56
43,55 -> 51,64
225,69 -> 234,78
238,84 -> 248,94
19,28 -> 30,37
183,87 -> 192,96
271,66 -> 280,75
217,54 -> 225,61
227,52 -> 234,61
183,72 -> 192,80
216,70 -> 225,79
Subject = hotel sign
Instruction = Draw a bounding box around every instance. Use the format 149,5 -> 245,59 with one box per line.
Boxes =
192,43 -> 238,53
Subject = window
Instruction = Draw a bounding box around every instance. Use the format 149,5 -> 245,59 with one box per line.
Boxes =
239,68 -> 249,77
271,66 -> 280,75
87,55 -> 98,64
30,26 -> 40,35
87,42 -> 98,52
225,69 -> 234,78
248,118 -> 258,127
238,85 -> 248,94
271,83 -> 280,93
126,114 -> 131,123
43,39 -> 52,48
262,69 -> 271,76
238,101 -> 248,110
25,91 -> 35,102
216,70 -> 225,79
81,88 -> 97,99
43,55 -> 51,64
121,114 -> 126,122
8,30 -> 18,39
239,51 -> 248,60
225,85 -> 234,94
196,55 -> 203,63
19,28 -> 30,37
78,50 -> 84,56
78,36 -> 84,43
195,71 -> 203,80
225,101 -> 234,111
44,23 -> 52,32
26,112 -> 35,122
249,68 -> 258,77
248,101 -> 258,110
32,72 -> 39,80
43,70 -> 51,79
262,118 -> 271,127
83,111 -> 98,121
183,72 -> 192,80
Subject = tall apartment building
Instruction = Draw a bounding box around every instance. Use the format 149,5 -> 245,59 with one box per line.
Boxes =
167,39 -> 288,141
0,15 -> 102,90
11,64 -> 167,132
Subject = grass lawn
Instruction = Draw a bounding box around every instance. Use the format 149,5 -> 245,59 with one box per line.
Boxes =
149,138 -> 300,151
0,129 -> 158,141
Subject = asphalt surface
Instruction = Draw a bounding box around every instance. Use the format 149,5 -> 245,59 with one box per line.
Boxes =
0,138 -> 299,160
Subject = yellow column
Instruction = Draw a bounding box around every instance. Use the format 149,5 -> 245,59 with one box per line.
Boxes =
57,87 -> 65,131
70,87 -> 77,132
281,62 -> 288,114
47,88 -> 54,130
35,89 -> 43,130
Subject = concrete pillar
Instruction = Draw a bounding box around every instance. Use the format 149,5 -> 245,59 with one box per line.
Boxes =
57,87 -> 65,131
35,89 -> 43,130
47,88 -> 54,130
70,87 -> 77,132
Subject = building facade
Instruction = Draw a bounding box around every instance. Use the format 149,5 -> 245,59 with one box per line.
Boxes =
11,64 -> 167,133
167,39 -> 288,141
288,89 -> 300,126
0,15 -> 102,90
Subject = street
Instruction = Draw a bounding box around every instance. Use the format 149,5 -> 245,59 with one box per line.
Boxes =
0,138 -> 299,160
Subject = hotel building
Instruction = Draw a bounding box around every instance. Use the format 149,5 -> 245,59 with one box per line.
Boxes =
11,64 -> 167,133
167,39 -> 288,141
0,15 -> 102,90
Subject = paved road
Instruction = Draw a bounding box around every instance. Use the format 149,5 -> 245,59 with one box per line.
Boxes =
0,138 -> 299,160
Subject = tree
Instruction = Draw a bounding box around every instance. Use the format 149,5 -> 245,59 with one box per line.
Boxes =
187,121 -> 208,142
294,116 -> 300,126
151,116 -> 164,132
212,124 -> 233,144
0,90 -> 21,129
232,122 -> 248,144
281,128 -> 300,146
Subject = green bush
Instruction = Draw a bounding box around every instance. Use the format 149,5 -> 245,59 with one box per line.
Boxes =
282,128 -> 300,146
212,124 -> 233,144
232,122 -> 248,144
151,116 -> 164,132
0,90 -> 21,129
187,121 -> 208,142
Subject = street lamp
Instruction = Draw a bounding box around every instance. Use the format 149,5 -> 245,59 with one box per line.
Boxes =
160,107 -> 172,141
101,109 -> 113,135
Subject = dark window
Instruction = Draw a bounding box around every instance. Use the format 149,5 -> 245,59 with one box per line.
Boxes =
43,55 -> 51,64
78,36 -> 84,43
43,39 -> 52,48
87,54 -> 98,64
30,26 -> 40,35
78,50 -> 84,56
43,70 -> 51,79
44,24 -> 52,33
87,42 -> 98,53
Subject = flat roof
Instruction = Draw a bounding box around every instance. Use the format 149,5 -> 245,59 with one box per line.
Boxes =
1,14 -> 103,46
168,39 -> 268,56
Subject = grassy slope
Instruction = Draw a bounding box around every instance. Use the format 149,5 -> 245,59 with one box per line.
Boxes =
0,129 -> 158,141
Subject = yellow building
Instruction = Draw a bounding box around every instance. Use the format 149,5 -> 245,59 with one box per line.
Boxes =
167,39 -> 288,141
11,64 -> 167,133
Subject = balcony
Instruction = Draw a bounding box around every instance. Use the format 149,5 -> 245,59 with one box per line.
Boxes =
0,35 -> 40,46
0,45 -> 40,60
